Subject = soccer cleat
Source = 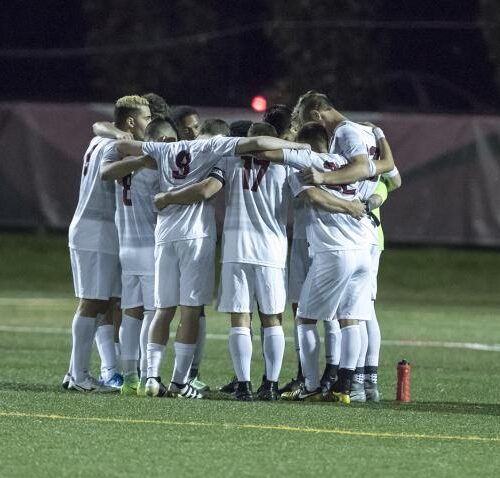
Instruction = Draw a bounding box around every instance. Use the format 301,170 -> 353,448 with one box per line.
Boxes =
365,381 -> 381,402
62,373 -> 72,390
136,376 -> 147,396
70,375 -> 118,393
188,375 -> 210,392
320,364 -> 338,393
167,382 -> 204,399
121,375 -> 140,396
101,372 -> 124,389
278,377 -> 304,395
145,376 -> 168,397
281,383 -> 323,402
257,380 -> 279,401
350,381 -> 367,402
255,375 -> 267,395
218,376 -> 238,394
328,390 -> 351,404
235,381 -> 254,401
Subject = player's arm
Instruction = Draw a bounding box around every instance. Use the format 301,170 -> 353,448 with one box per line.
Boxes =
153,168 -> 225,210
253,150 -> 285,163
100,155 -> 156,181
235,136 -> 310,155
382,167 -> 402,192
93,121 -> 133,140
115,140 -> 145,157
299,188 -> 365,219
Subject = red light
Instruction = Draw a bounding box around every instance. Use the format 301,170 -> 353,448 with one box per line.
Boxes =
251,95 -> 267,112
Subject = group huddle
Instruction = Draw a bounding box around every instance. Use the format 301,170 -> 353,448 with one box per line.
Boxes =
64,90 -> 401,403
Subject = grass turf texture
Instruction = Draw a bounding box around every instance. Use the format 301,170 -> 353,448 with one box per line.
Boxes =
0,233 -> 499,477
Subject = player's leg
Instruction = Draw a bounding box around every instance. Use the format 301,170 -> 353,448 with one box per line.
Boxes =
218,262 -> 254,400
332,248 -> 372,404
255,266 -> 287,400
188,304 -> 209,391
321,318 -> 341,392
167,238 -> 215,399
350,320 -> 368,402
145,243 -> 178,397
137,274 -> 155,395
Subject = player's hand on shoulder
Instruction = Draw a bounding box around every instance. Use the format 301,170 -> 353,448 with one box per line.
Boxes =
116,131 -> 134,140
300,167 -> 324,185
348,199 -> 366,220
141,156 -> 157,170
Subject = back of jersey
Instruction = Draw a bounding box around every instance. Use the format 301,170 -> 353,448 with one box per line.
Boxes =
330,121 -> 380,201
142,136 -> 239,244
115,168 -> 159,275
221,156 -> 290,268
68,136 -> 119,255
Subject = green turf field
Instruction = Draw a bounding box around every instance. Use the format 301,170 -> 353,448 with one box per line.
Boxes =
1,234 -> 499,477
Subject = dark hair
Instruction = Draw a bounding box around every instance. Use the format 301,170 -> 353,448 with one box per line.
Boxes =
172,105 -> 199,126
296,122 -> 329,148
248,122 -> 277,138
145,117 -> 179,141
229,120 -> 253,137
262,104 -> 292,137
142,92 -> 170,120
199,118 -> 230,137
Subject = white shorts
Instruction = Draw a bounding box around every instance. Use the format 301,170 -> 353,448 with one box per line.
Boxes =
70,248 -> 121,300
297,248 -> 372,322
155,238 -> 215,308
121,273 -> 154,310
217,262 -> 287,315
370,246 -> 382,301
288,238 -> 312,304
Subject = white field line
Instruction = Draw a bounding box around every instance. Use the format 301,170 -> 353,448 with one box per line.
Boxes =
1,324 -> 500,352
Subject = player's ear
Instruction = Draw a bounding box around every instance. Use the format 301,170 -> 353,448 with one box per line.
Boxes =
310,110 -> 321,121
126,116 -> 135,129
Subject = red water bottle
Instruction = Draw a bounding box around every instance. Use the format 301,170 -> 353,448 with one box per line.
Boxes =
396,360 -> 411,402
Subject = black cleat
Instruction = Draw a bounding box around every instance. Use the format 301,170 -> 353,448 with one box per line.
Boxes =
218,375 -> 238,394
320,364 -> 339,393
256,374 -> 267,395
235,381 -> 254,401
257,380 -> 279,401
278,377 -> 304,395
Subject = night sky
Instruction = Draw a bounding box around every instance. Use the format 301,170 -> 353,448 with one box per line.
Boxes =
1,0 -> 499,112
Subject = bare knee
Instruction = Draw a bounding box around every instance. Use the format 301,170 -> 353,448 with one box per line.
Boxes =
78,298 -> 109,317
231,313 -> 251,328
259,313 -> 282,328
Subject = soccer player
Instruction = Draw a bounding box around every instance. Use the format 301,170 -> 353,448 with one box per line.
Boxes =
65,95 -> 151,392
114,121 -> 308,399
100,117 -> 176,395
172,106 -> 201,140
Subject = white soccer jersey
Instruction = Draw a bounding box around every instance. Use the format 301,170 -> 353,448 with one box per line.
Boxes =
219,156 -> 290,268
284,149 -> 374,253
101,142 -> 159,274
330,121 -> 380,201
142,136 -> 238,244
68,136 -> 119,255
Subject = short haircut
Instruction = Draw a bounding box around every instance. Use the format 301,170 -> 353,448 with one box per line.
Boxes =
262,104 -> 292,137
114,95 -> 150,127
296,121 -> 329,149
229,120 -> 253,137
172,105 -> 199,126
199,118 -> 230,137
145,117 -> 179,141
291,90 -> 333,131
247,122 -> 277,138
142,92 -> 170,120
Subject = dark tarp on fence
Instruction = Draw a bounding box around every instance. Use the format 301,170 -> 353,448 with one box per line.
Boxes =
1,102 -> 500,246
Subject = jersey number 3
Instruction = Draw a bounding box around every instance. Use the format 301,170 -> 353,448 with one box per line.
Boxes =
242,156 -> 269,192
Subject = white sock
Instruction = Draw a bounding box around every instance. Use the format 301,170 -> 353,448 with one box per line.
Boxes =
229,327 -> 252,382
191,314 -> 206,374
119,314 -> 142,376
365,304 -> 381,367
339,325 -> 361,370
356,321 -> 368,369
140,310 -> 154,377
95,322 -> 117,381
114,342 -> 121,369
263,326 -> 285,382
71,314 -> 97,383
297,323 -> 320,391
324,319 -> 341,365
147,342 -> 165,378
171,342 -> 197,385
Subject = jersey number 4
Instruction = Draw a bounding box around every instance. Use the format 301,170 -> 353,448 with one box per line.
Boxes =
242,156 -> 270,192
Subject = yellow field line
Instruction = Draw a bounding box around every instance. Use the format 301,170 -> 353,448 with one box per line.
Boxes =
1,411 -> 498,443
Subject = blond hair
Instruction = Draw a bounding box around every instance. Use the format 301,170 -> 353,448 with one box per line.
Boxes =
114,95 -> 150,126
291,90 -> 331,135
